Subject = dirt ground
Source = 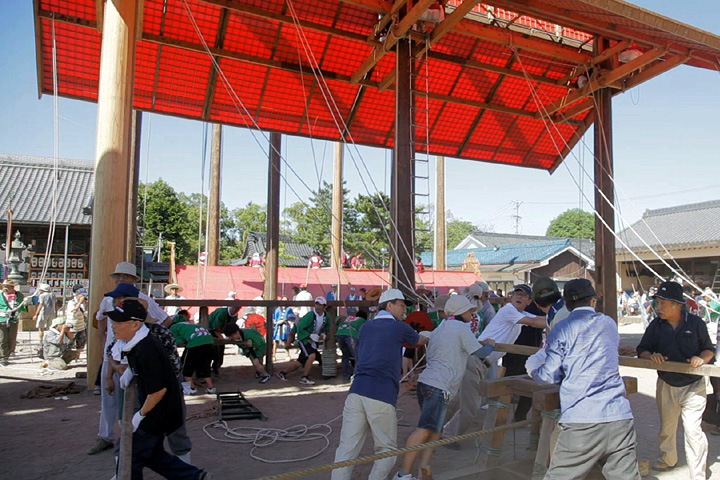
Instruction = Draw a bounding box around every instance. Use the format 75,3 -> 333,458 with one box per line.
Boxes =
2,320 -> 720,480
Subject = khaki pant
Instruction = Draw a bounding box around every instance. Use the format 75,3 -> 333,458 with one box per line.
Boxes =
656,377 -> 708,480
332,393 -> 398,480
0,321 -> 18,361
443,355 -> 488,437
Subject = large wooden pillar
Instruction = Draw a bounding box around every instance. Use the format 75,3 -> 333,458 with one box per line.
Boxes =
88,0 -> 139,386
593,37 -> 617,319
126,110 -> 141,263
207,123 -> 222,266
331,142 -> 343,270
264,132 -> 281,373
391,38 -> 415,297
434,156 -> 446,270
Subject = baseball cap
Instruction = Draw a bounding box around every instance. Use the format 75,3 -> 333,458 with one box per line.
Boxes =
532,277 -> 560,303
653,281 -> 685,304
75,287 -> 88,295
300,283 -> 307,289
105,283 -> 140,298
379,288 -> 413,306
349,286 -> 356,291
105,299 -> 148,322
445,295 -> 475,317
563,279 -> 596,301
51,317 -> 67,327
512,284 -> 532,297
314,296 -> 327,305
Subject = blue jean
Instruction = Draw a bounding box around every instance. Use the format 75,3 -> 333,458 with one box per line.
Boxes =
337,335 -> 357,379
416,382 -> 449,434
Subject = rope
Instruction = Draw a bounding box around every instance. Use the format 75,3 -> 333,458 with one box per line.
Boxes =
254,418 -> 537,480
201,414 -> 344,464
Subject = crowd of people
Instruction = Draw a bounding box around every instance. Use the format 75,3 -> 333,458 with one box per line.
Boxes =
4,261 -> 720,479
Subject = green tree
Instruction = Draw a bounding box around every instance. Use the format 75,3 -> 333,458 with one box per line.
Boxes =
446,213 -> 477,250
546,208 -> 595,240
138,180 -> 195,263
232,202 -> 267,244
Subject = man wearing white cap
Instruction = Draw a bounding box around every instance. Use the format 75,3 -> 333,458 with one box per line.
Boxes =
332,289 -> 428,480
33,283 -> 57,341
464,281 -> 495,327
89,261 -> 172,455
42,316 -> 78,370
277,296 -> 331,385
0,279 -> 28,366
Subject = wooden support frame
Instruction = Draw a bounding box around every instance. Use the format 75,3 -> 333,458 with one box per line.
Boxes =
378,0 -> 484,89
201,7 -> 230,120
542,46 -> 666,117
350,0 -> 437,85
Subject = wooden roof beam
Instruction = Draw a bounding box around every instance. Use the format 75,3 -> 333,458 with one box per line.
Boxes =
542,46 -> 666,117
350,0 -> 437,84
368,0 -> 407,43
490,0 -> 719,69
619,53 -> 692,92
379,0 -> 483,90
202,8 -> 230,120
555,40 -> 630,87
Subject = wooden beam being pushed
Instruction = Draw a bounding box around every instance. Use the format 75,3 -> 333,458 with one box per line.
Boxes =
350,0 -> 437,84
379,0 -> 483,90
264,132 -> 282,374
541,46 -> 666,117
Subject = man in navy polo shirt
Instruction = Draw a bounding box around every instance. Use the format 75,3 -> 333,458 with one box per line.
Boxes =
637,281 -> 714,478
332,289 -> 427,480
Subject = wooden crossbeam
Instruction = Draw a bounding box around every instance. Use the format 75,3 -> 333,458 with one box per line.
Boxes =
368,0 -> 407,43
202,8 -> 230,120
554,40 -> 630,87
620,53 -> 691,91
350,0 -> 437,84
542,46 -> 666,117
378,0 -> 484,90
494,342 -> 720,377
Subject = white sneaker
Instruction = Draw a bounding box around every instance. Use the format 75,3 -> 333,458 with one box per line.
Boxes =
206,387 -> 217,394
394,473 -> 418,480
299,376 -> 315,385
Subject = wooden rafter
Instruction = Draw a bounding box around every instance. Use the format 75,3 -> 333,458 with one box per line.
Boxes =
202,8 -> 230,120
548,110 -> 595,174
546,98 -> 594,123
542,46 -> 667,117
619,53 -> 691,91
368,0 -> 407,43
554,40 -> 630,87
350,0 -> 436,84
379,0 -> 484,90
33,0 -> 44,100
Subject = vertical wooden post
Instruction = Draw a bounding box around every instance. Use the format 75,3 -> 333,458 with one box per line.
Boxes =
207,123 -> 222,266
434,156 -> 446,271
117,380 -> 136,480
88,0 -> 139,388
391,38 -> 415,297
126,110 -> 142,263
264,132 -> 282,374
331,142 -> 344,271
593,37 -> 617,319
167,241 -> 177,284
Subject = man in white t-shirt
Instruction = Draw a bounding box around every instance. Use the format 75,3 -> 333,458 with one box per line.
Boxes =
295,283 -> 314,318
443,284 -> 547,439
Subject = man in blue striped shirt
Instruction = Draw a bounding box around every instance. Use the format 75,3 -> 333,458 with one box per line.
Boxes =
526,278 -> 641,479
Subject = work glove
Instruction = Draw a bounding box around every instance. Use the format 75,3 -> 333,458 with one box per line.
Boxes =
309,333 -> 320,343
119,368 -> 134,389
525,349 -> 547,377
132,411 -> 145,432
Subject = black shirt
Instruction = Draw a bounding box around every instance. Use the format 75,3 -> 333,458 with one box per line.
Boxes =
126,335 -> 183,435
636,311 -> 714,387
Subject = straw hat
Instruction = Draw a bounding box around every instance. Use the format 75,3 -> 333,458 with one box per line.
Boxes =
365,287 -> 382,302
164,283 -> 183,294
2,279 -> 18,288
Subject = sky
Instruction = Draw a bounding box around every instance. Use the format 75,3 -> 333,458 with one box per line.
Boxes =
1,0 -> 719,238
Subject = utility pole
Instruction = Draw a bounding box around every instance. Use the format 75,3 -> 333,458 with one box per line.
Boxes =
512,200 -> 523,234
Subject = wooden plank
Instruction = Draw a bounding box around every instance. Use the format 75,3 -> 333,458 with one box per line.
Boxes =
494,342 -> 720,377
368,0 -> 408,43
554,40 -> 630,87
350,0 -> 437,84
117,381 -> 136,480
202,7 -> 230,120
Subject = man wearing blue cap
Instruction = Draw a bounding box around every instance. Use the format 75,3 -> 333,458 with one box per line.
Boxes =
526,278 -> 641,479
637,281 -> 714,478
